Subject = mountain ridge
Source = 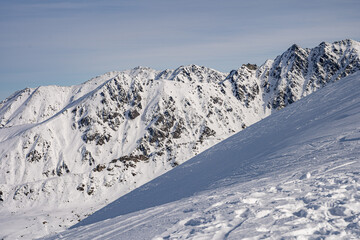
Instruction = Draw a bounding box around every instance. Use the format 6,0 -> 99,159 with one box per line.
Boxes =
0,39 -> 359,239
48,69 -> 360,240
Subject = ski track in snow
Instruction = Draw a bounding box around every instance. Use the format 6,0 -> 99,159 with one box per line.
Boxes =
43,72 -> 360,239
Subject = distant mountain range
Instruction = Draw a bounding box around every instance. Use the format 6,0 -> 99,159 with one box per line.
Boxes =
0,39 -> 359,239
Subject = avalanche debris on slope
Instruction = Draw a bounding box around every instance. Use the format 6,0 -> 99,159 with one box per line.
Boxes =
47,71 -> 360,240
0,39 -> 359,239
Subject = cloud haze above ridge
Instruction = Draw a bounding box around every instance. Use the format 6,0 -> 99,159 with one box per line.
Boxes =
0,0 -> 359,100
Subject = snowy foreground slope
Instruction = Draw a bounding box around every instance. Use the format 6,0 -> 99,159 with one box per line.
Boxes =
47,72 -> 360,239
0,39 -> 359,239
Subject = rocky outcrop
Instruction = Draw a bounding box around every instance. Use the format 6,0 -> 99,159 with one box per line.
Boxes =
0,40 -> 359,231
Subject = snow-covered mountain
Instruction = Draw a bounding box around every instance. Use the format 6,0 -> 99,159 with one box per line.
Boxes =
47,70 -> 360,240
0,39 -> 359,239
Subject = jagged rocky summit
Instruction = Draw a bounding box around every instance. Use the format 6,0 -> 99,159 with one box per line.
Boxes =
0,39 -> 359,238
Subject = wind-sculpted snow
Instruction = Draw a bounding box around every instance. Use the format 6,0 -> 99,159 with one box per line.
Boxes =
0,39 -> 359,239
47,71 -> 360,239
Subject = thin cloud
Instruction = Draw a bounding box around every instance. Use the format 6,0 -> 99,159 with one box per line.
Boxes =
0,0 -> 359,101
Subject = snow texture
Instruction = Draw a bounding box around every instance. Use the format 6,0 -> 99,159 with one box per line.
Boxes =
0,39 -> 359,239
46,71 -> 360,239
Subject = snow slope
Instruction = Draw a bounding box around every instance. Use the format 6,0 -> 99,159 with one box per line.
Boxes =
47,72 -> 360,239
0,39 -> 359,239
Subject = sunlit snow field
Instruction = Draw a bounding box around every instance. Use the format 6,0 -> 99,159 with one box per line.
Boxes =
44,72 -> 360,239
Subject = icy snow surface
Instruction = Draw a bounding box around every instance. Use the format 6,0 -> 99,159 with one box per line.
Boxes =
46,72 -> 360,239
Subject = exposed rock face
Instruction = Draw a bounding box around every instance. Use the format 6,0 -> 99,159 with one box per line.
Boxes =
0,39 -> 359,232
226,39 -> 360,111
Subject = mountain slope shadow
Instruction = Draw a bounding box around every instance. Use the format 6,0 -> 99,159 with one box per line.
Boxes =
70,72 -> 360,229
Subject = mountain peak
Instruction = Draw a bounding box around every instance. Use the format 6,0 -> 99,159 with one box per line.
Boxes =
289,43 -> 302,51
241,63 -> 258,71
333,38 -> 359,46
174,64 -> 219,74
1,39 -> 360,239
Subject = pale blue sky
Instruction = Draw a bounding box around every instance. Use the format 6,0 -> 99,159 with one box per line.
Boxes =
0,0 -> 359,101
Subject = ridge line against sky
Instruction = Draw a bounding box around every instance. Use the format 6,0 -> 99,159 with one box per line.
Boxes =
0,0 -> 359,101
